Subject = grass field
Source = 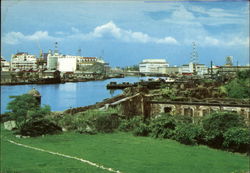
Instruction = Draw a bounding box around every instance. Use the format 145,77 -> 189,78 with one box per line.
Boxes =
1,127 -> 249,173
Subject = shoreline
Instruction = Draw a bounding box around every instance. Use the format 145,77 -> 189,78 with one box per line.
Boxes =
0,76 -> 127,86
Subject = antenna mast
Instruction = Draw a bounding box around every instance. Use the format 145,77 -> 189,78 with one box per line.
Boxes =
190,42 -> 199,74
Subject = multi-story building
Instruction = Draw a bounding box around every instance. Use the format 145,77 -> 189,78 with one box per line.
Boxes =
139,59 -> 169,74
180,62 -> 208,75
11,52 -> 37,71
78,57 -> 105,68
57,55 -> 78,72
47,50 -> 61,70
1,56 -> 10,71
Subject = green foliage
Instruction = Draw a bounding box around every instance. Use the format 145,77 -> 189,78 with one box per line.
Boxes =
7,94 -> 39,128
160,87 -> 177,99
223,127 -> 250,153
27,105 -> 51,120
174,124 -> 205,145
132,122 -> 150,136
19,119 -> 62,137
150,114 -> 176,139
94,113 -> 120,133
225,79 -> 250,98
118,116 -> 144,132
236,69 -> 250,80
224,70 -> 250,99
202,112 -> 246,148
55,108 -> 120,134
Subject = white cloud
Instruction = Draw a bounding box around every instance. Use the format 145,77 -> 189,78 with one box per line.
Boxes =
3,31 -> 60,45
192,36 -> 249,47
71,27 -> 80,33
74,21 -> 178,44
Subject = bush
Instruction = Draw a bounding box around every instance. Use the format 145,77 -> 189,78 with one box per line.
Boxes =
174,124 -> 205,145
132,122 -> 150,136
174,115 -> 193,125
202,112 -> 246,148
118,116 -> 144,132
20,119 -> 62,137
223,127 -> 250,153
94,113 -> 120,133
150,115 -> 176,139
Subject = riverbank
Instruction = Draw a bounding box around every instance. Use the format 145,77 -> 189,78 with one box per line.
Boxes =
0,76 -> 126,86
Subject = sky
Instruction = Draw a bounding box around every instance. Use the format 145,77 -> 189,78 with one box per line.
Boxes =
1,0 -> 249,67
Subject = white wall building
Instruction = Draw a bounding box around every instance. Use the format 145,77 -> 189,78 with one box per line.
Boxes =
78,57 -> 105,67
1,56 -> 10,71
139,59 -> 169,73
57,55 -> 78,72
47,50 -> 61,70
11,52 -> 37,71
180,62 -> 208,75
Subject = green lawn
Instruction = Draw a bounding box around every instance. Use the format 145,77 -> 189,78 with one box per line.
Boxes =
1,127 -> 249,173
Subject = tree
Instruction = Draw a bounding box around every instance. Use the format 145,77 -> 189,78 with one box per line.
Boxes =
202,112 -> 246,148
224,69 -> 250,99
7,94 -> 51,128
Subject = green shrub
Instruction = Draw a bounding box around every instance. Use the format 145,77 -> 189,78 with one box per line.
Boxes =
174,115 -> 193,125
133,122 -> 150,137
174,124 -> 205,145
27,105 -> 51,120
150,115 -> 176,139
94,113 -> 120,133
19,119 -> 62,137
118,116 -> 144,132
223,127 -> 250,153
202,112 -> 246,148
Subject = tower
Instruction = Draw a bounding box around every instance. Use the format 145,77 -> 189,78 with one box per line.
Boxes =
54,42 -> 58,54
190,42 -> 199,74
225,56 -> 233,66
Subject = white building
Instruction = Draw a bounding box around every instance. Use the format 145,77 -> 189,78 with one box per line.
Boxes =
78,57 -> 105,67
1,56 -> 10,71
180,62 -> 208,75
47,50 -> 61,70
11,52 -> 37,71
139,59 -> 169,73
57,55 -> 78,72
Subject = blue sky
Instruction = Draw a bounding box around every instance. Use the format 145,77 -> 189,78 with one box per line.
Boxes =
1,0 -> 249,67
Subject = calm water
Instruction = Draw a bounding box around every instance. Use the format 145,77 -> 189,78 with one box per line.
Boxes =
0,77 -> 155,113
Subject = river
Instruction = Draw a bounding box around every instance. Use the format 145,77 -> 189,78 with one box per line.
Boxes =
1,76 -> 156,113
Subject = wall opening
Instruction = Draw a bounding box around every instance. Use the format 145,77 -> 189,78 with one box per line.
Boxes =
184,108 -> 193,117
164,107 -> 172,113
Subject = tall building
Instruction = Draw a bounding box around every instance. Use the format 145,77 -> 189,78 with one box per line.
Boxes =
139,59 -> 169,73
11,52 -> 37,71
1,56 -> 10,71
57,55 -> 78,72
47,50 -> 61,70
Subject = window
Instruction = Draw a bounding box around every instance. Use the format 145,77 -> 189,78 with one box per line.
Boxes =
164,107 -> 172,113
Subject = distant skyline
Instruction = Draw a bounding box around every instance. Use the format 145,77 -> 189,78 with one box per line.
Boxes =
1,0 -> 249,67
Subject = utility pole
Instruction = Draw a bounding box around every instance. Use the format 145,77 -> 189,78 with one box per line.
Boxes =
210,60 -> 213,79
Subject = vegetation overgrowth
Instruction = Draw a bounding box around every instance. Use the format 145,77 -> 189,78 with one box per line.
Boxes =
224,70 -> 250,99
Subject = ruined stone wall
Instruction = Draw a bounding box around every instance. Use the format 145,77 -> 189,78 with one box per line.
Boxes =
150,103 -> 250,122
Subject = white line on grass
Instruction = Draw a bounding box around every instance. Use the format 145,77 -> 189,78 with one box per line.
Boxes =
7,139 -> 123,173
